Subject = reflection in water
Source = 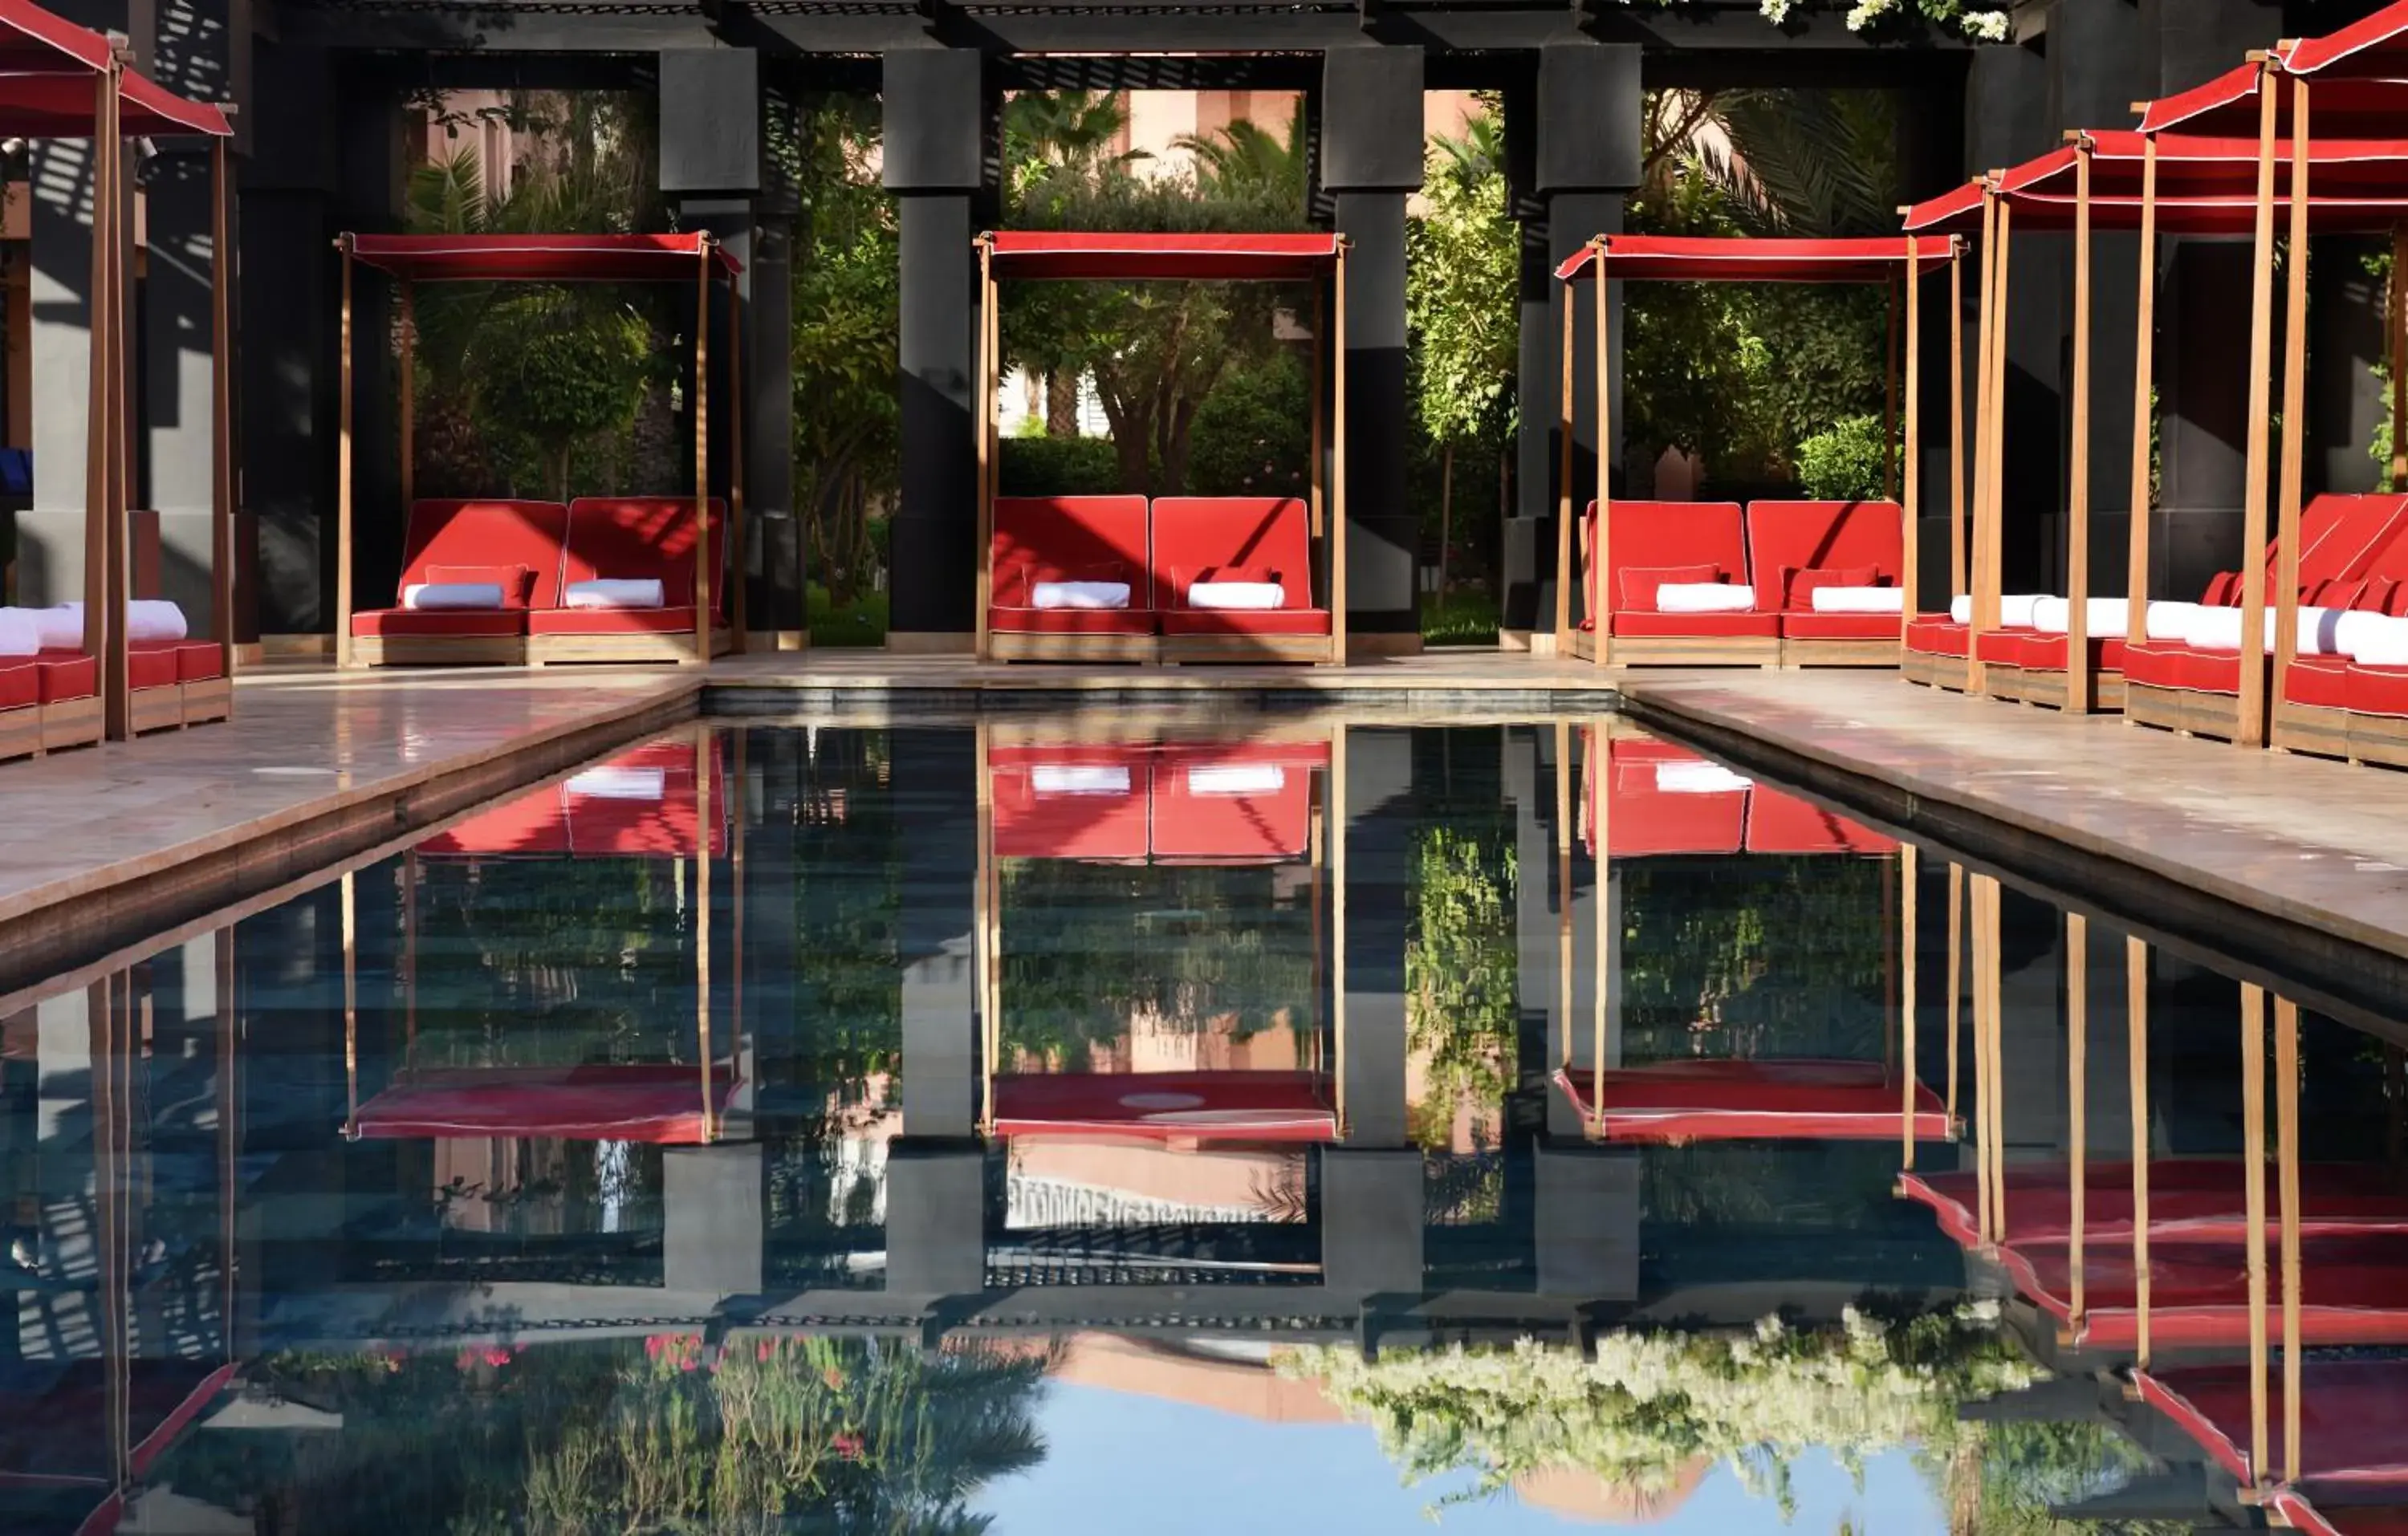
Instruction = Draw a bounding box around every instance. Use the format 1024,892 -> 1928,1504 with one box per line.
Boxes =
5,718 -> 2407,1531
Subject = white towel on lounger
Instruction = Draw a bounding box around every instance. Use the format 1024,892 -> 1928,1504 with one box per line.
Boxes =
2030,596 -> 2129,635
0,610 -> 37,656
1809,586 -> 1904,614
2144,601 -> 2203,641
1031,764 -> 1130,795
1188,764 -> 1285,796
402,582 -> 506,612
1186,581 -> 1284,611
1655,759 -> 1752,794
42,599 -> 185,643
1655,583 -> 1755,614
1946,593 -> 2045,628
1031,580 -> 1130,611
2348,614 -> 2408,666
2182,604 -> 2338,654
564,579 -> 665,610
566,765 -> 667,800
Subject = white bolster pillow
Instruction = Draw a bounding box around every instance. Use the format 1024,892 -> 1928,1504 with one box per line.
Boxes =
1946,594 -> 2048,628
1031,764 -> 1130,795
32,601 -> 185,646
402,583 -> 507,612
1949,595 -> 1971,624
2347,613 -> 2408,666
1655,759 -> 1752,794
0,609 -> 39,656
1655,583 -> 1756,614
1031,580 -> 1130,611
2030,596 -> 2128,636
566,765 -> 667,800
1189,764 -> 1285,795
1187,581 -> 1284,611
2144,601 -> 2203,641
1810,586 -> 1904,615
565,579 -> 665,611
29,604 -> 87,649
2182,605 -> 2336,654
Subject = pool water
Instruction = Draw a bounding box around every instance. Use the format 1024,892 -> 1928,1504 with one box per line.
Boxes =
4,717 -> 2402,1534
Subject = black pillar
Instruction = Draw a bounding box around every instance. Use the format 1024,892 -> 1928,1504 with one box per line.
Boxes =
2308,240 -> 2386,498
1321,47 -> 1422,652
336,68 -> 403,628
1966,40 -> 2059,597
1502,76 -> 1551,635
883,47 -> 990,651
1894,82 -> 1964,606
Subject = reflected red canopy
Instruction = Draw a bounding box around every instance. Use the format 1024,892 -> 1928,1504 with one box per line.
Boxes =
2274,1489 -> 2408,1536
986,231 -> 1341,282
991,1069 -> 1336,1143
346,233 -> 742,283
1551,1059 -> 1950,1142
1901,1159 -> 2408,1249
2000,1230 -> 2408,1348
352,1063 -> 738,1144
2136,1362 -> 2408,1492
1556,235 -> 1951,284
0,0 -> 231,136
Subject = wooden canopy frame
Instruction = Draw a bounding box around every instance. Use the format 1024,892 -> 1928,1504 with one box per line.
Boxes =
341,726 -> 744,1145
970,718 -> 1346,1147
1556,719 -> 1946,1144
971,231 -> 1349,665
0,6 -> 234,748
332,232 -> 748,668
1552,235 -> 1949,668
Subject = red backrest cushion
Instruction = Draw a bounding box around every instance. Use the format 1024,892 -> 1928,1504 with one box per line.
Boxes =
1744,500 -> 1902,612
2199,571 -> 2240,606
1602,501 -> 1749,616
990,496 -> 1152,611
397,501 -> 571,609
1151,498 -> 1314,612
562,498 -> 730,613
2291,493 -> 2408,586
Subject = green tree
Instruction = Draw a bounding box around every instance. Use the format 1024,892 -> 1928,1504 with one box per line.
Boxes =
1409,115 -> 1519,595
1004,91 -> 1141,436
1404,824 -> 1517,1150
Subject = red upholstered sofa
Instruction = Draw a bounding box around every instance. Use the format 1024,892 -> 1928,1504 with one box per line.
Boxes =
419,739 -> 726,859
1743,498 -> 1905,666
986,496 -> 1156,662
1152,496 -> 1334,662
990,739 -> 1330,862
532,497 -> 730,663
1587,736 -> 1749,857
1573,500 -> 1779,665
0,648 -> 98,762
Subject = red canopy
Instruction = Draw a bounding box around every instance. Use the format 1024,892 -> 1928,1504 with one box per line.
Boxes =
1901,1159 -> 2408,1250
2286,0 -> 2408,79
1999,1230 -> 2408,1349
2274,1489 -> 2408,1536
985,231 -> 1341,282
1552,1059 -> 1950,1142
1555,235 -> 1952,285
990,1069 -> 1337,1142
2139,60 -> 2408,136
2136,1362 -> 2408,1492
419,740 -> 726,859
0,0 -> 230,136
351,1063 -> 738,1143
344,232 -> 742,283
1906,135 -> 2408,236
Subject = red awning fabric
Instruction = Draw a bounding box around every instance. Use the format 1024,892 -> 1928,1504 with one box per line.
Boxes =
2139,59 -> 2408,136
1551,1059 -> 1950,1142
2286,0 -> 2408,79
2135,1361 -> 2408,1492
986,231 -> 1341,282
0,0 -> 112,71
1901,1160 -> 2408,1250
991,1069 -> 1337,1142
0,0 -> 231,137
1902,179 -> 1988,235
1556,234 -> 1953,284
345,233 -> 741,283
351,1063 -> 738,1143
2000,1230 -> 2408,1349
2273,1490 -> 2408,1536
1908,136 -> 2408,236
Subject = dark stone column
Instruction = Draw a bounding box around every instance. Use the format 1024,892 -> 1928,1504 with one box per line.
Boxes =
2308,238 -> 2386,498
1320,47 -> 1422,652
883,47 -> 990,651
1502,77 -> 1552,636
1894,83 -> 1965,606
1966,41 -> 2060,597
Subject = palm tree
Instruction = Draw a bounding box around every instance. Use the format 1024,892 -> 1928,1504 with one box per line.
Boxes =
1173,97 -> 1309,221
1686,89 -> 1901,238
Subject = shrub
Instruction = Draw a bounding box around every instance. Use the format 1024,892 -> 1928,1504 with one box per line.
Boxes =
1186,351 -> 1311,498
1792,413 -> 1897,502
997,435 -> 1124,496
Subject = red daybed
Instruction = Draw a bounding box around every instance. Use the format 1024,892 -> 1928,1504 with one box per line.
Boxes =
0,650 -> 96,762
1571,499 -> 1780,666
989,1068 -> 1337,1144
1153,497 -> 1335,664
1999,1229 -> 2408,1350
531,496 -> 732,663
2136,1360 -> 2408,1495
990,742 -> 1153,861
1900,1158 -> 2408,1250
1745,498 -> 1906,667
1553,1059 -> 1949,1143
986,496 -> 1156,663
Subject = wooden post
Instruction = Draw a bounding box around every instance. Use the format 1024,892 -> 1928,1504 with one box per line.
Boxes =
1332,242 -> 1349,664
2243,981 -> 2270,1485
2125,136 -> 2161,652
691,243 -> 713,665
726,266 -> 748,653
1593,247 -> 1612,669
1969,189 -> 1998,693
96,68 -> 131,737
1902,842 -> 1919,1168
1971,872 -> 1992,1240
336,237 -> 356,669
81,69 -> 115,704
1950,242 -> 1967,600
397,281 -> 415,511
209,136 -> 235,685
2068,142 -> 2095,715
1902,239 -> 1922,632
1310,283 -> 1326,538
1591,723 -> 1609,1134
340,869 -> 358,1133
973,721 -> 993,1132
2128,934 -> 2151,1367
1555,293 -> 1575,648
2272,75 -> 2312,742
695,727 -> 714,1139
1884,270 -> 1901,502
974,238 -> 994,660
2067,912 -> 2088,1324
1946,862 -> 1963,1127
1556,723 -> 1573,1073
1331,725 -> 1348,1134
2236,62 -> 2281,748
1977,196 -> 2013,698
2276,994 -> 2302,1486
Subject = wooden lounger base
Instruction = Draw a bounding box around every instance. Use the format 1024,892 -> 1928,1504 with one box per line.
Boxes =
351,628 -> 736,669
1901,649 -> 1971,691
1780,638 -> 1901,668
1564,631 -> 1783,668
2340,709 -> 2408,767
985,632 -> 1341,664
2125,682 -> 2243,740
531,627 -> 736,666
129,678 -> 235,736
0,697 -> 105,763
2272,701 -> 2354,761
1979,664 -> 2127,713
987,631 -> 1159,664
1161,633 -> 1338,665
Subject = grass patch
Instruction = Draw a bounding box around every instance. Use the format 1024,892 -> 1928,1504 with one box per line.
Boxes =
808,584 -> 890,648
1421,588 -> 1499,648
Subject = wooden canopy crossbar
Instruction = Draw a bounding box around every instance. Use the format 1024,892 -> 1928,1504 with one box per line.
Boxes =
332,232 -> 750,667
970,230 -> 1349,665
1552,235 -> 1950,668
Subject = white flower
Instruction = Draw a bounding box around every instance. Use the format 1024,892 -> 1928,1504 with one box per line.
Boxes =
1960,7 -> 2009,39
1760,0 -> 1796,22
1845,0 -> 1898,28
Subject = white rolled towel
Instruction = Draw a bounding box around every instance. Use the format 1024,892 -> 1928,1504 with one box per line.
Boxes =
1655,582 -> 1756,614
1949,594 -> 1971,624
1946,593 -> 2046,628
0,609 -> 39,656
1655,759 -> 1752,794
1188,764 -> 1285,796
2182,605 -> 2334,654
1031,580 -> 1132,612
564,579 -> 665,611
1810,586 -> 1904,615
1186,581 -> 1284,611
401,582 -> 506,611
2144,601 -> 2203,641
1031,764 -> 1130,795
566,765 -> 667,800
2030,596 -> 2129,636
2347,613 -> 2408,666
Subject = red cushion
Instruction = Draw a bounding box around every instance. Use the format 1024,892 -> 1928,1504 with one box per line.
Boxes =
1744,499 -> 1902,613
1597,501 -> 1750,617
2346,663 -> 2408,719
2200,571 -> 2241,606
128,642 -> 181,692
424,563 -> 538,607
172,641 -> 222,682
1780,612 -> 1902,641
988,606 -> 1157,636
2359,576 -> 2400,612
352,607 -> 531,639
395,500 -> 569,609
32,651 -> 96,703
1905,617 -> 1970,657
1160,607 -> 1332,636
2314,579 -> 2364,610
2284,656 -> 2352,709
991,497 -> 1153,613
1151,498 -> 1315,612
0,663 -> 35,712
2124,640 -> 2243,694
1780,564 -> 1882,611
527,605 -> 706,637
1617,563 -> 1723,612
1972,628 -> 2036,667
1609,611 -> 1781,638
2297,492 -> 2408,587
561,497 -> 730,615
2003,632 -> 2128,673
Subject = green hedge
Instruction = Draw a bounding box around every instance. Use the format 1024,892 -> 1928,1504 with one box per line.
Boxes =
997,436 -> 1125,496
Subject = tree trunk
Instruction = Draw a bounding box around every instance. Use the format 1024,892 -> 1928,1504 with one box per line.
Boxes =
1047,370 -> 1080,438
1438,441 -> 1454,601
556,443 -> 572,503
1162,396 -> 1201,497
